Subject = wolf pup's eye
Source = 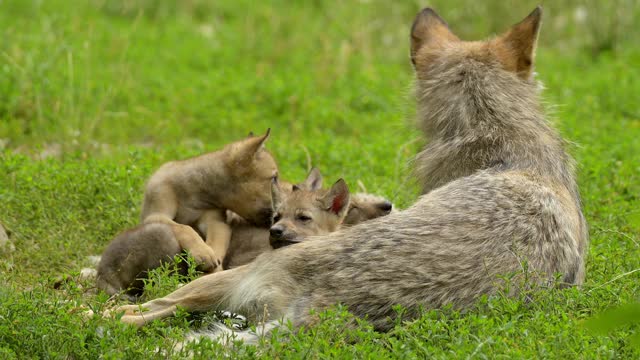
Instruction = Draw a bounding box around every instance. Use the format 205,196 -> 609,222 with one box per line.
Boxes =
273,213 -> 282,222
296,214 -> 312,222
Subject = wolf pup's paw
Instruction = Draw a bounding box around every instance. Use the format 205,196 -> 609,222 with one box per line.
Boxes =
212,255 -> 225,273
190,246 -> 221,273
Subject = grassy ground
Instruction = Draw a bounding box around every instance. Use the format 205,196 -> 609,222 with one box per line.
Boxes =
1,0 -> 639,358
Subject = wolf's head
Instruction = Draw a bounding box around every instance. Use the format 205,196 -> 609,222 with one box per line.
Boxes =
222,129 -> 278,227
343,192 -> 393,226
410,7 -> 550,194
410,7 -> 544,137
411,6 -> 542,82
269,169 -> 350,249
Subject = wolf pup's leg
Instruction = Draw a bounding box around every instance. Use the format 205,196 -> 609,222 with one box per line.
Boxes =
197,209 -> 232,273
168,224 -> 217,273
141,185 -> 218,272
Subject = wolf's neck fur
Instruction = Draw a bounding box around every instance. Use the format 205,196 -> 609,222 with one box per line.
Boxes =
415,58 -> 577,197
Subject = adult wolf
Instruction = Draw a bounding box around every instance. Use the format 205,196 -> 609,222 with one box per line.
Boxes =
114,6 -> 588,340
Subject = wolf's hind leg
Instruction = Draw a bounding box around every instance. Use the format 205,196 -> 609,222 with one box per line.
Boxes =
114,265 -> 251,327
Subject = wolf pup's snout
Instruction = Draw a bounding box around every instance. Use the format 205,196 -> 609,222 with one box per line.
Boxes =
269,225 -> 284,239
269,224 -> 297,249
378,201 -> 393,212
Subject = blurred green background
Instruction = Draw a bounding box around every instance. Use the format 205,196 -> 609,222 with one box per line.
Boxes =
1,0 -> 638,149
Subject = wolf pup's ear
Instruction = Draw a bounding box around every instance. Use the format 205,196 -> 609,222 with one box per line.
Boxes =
249,128 -> 270,152
497,6 -> 542,80
301,167 -> 323,191
410,8 -> 459,67
321,179 -> 350,217
271,175 -> 283,211
236,128 -> 271,161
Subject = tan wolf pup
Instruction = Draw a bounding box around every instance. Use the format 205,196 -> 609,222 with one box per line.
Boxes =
139,129 -> 277,273
224,168 -> 394,268
113,7 -> 587,342
96,170 -> 361,298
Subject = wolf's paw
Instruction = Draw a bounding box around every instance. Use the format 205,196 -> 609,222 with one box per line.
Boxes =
190,246 -> 222,273
211,254 -> 225,273
120,314 -> 150,327
103,304 -> 144,319
102,305 -> 151,327
212,261 -> 225,273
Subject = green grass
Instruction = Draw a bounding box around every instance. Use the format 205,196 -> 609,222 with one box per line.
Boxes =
1,0 -> 639,358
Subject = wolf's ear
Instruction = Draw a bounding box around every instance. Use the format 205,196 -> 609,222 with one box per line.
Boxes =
236,128 -> 271,161
249,128 -> 270,152
410,8 -> 459,66
271,175 -> 282,211
301,167 -> 323,191
321,179 -> 350,217
497,6 -> 542,80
